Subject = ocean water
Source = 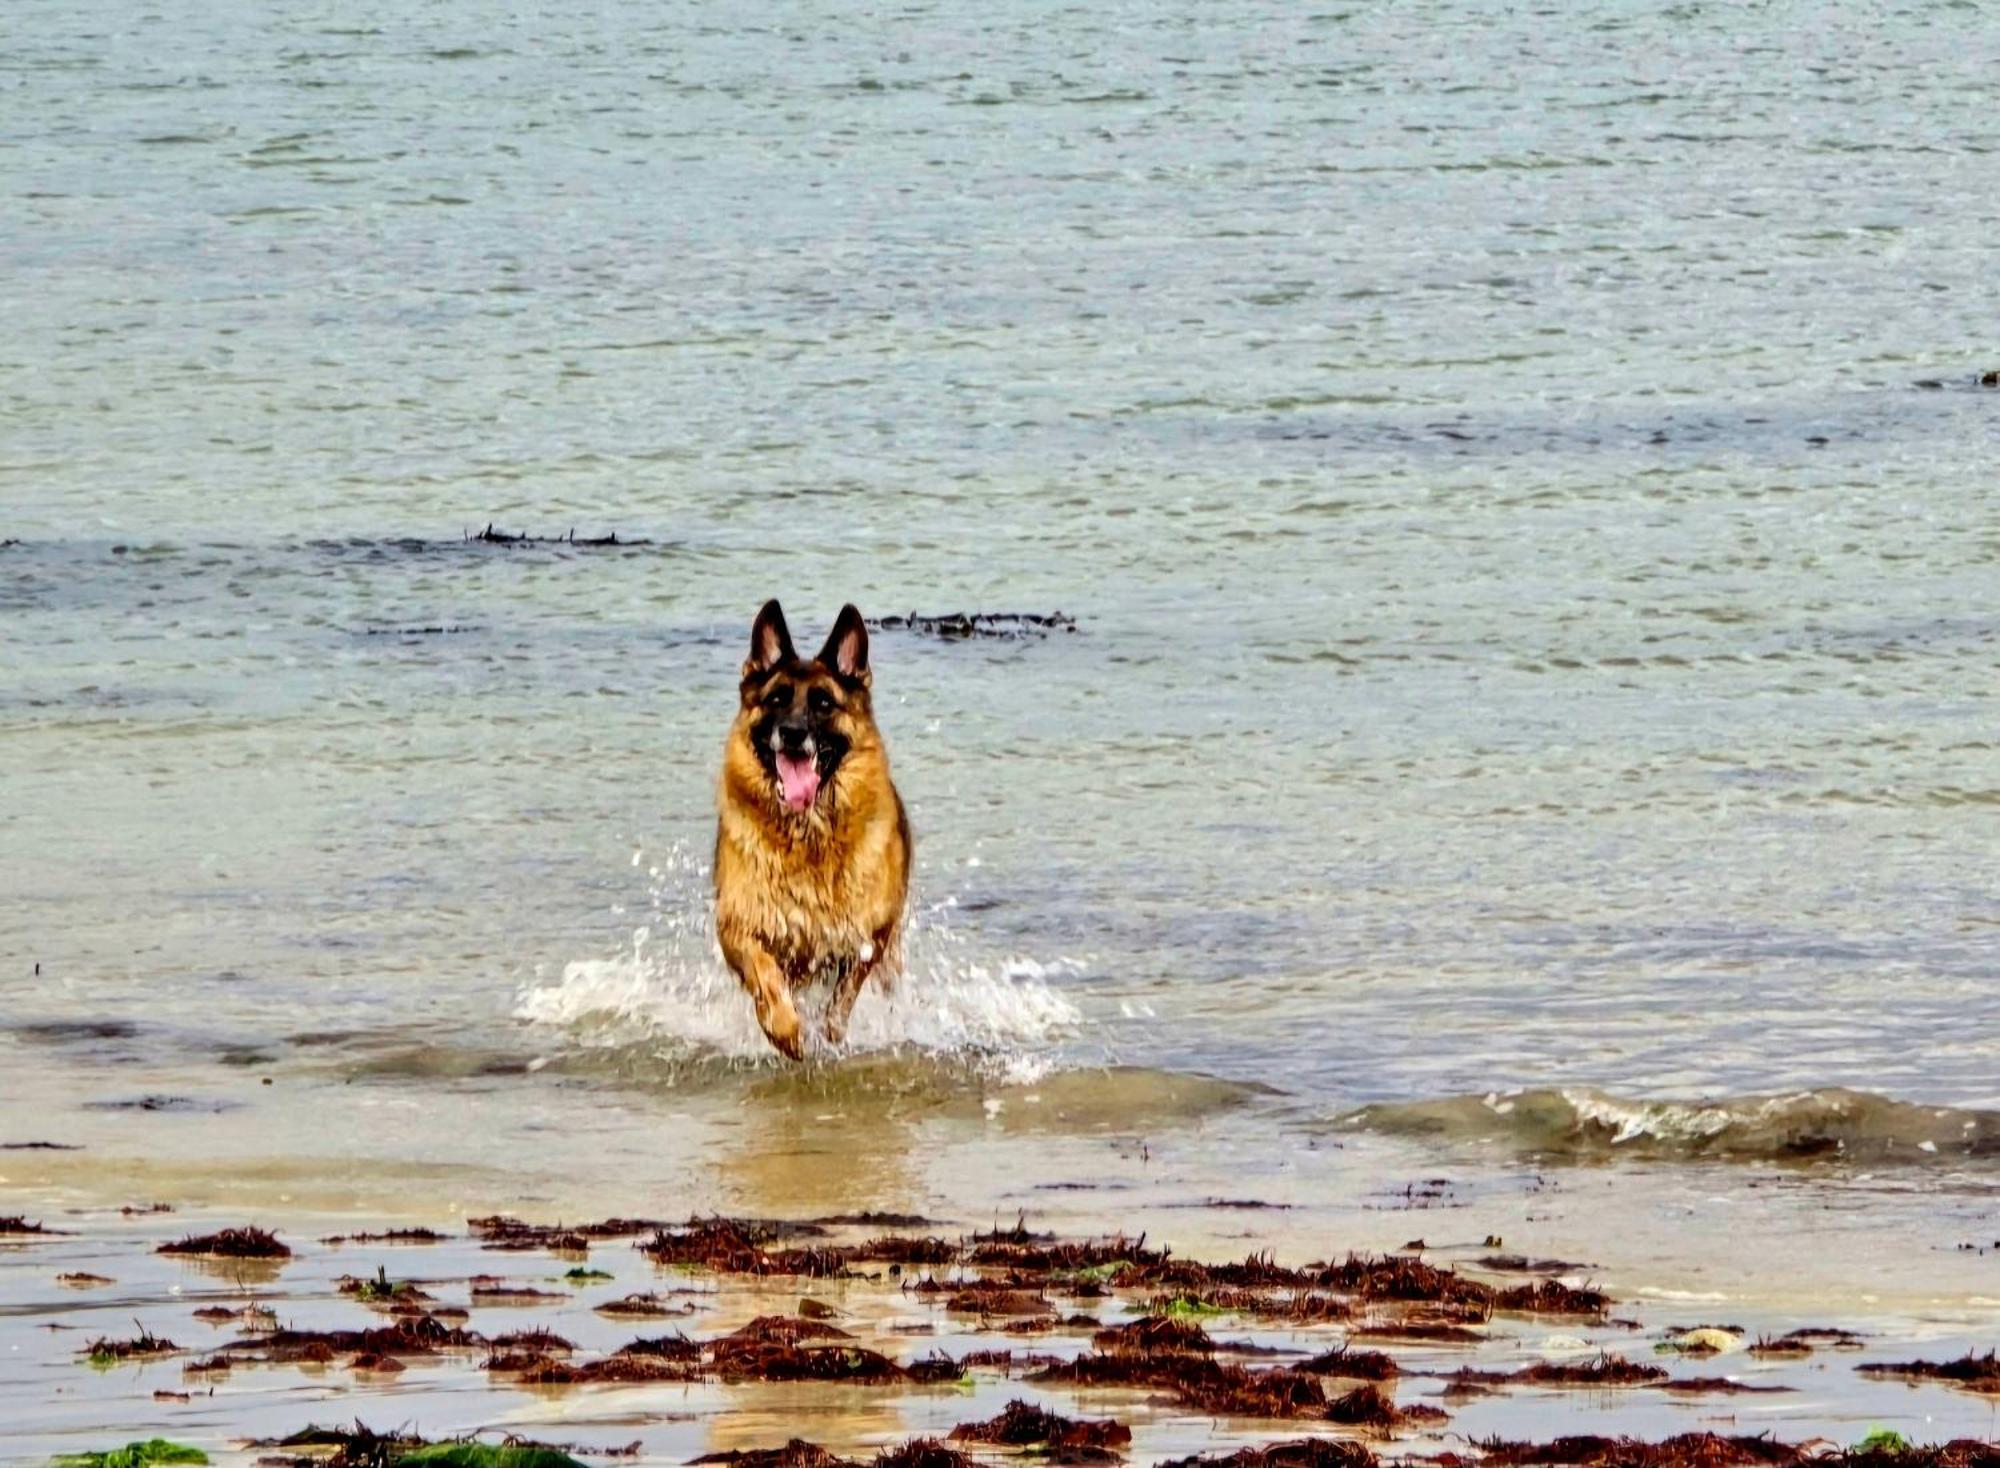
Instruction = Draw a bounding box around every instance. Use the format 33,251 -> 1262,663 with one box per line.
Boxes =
4,0 -> 1999,1326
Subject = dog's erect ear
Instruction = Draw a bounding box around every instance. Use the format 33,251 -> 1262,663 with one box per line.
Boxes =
745,599 -> 794,677
817,604 -> 870,684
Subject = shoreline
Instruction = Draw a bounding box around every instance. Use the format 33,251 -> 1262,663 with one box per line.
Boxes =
4,1200 -> 1997,1465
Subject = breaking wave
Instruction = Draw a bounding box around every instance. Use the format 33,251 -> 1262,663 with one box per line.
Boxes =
514,842 -> 1084,1079
1344,1086 -> 2000,1164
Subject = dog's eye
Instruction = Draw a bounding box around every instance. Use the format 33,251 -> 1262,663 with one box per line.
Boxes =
807,688 -> 834,716
763,686 -> 788,710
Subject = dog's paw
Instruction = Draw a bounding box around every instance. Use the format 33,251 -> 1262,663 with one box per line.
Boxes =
754,993 -> 806,1061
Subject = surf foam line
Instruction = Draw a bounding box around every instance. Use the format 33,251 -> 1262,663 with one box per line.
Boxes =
514,845 -> 1084,1073
1341,1085 -> 2000,1164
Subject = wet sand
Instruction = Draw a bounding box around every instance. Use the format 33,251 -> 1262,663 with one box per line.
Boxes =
4,1203 -> 1997,1466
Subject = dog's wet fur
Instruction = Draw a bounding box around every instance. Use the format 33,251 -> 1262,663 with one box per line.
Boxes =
714,601 -> 910,1059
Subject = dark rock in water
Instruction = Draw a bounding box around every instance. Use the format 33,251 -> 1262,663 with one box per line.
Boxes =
1982,369 -> 2000,387
870,611 -> 1076,639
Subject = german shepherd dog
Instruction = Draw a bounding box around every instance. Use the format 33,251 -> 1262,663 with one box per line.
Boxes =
714,601 -> 910,1059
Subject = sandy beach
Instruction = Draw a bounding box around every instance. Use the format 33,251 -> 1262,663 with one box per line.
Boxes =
4,1194 -> 1998,1464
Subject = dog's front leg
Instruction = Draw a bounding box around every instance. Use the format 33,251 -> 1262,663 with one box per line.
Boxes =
721,932 -> 805,1061
823,923 -> 897,1046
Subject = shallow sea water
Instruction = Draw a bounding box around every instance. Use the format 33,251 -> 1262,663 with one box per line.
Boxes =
3,0 -> 1999,1446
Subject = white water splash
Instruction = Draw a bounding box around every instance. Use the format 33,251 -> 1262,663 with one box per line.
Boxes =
515,842 -> 1084,1073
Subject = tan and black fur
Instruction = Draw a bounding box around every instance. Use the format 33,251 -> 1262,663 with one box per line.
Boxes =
714,600 -> 910,1059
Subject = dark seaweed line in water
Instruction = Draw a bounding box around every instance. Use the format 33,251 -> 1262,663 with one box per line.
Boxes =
870,610 -> 1078,639
359,624 -> 484,637
465,523 -> 647,547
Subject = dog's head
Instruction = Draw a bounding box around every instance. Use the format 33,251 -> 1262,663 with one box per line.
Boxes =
734,600 -> 877,816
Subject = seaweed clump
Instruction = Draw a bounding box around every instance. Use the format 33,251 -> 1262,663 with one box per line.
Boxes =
707,1315 -> 905,1384
0,1215 -> 66,1235
1324,1382 -> 1446,1429
52,1443 -> 207,1468
1159,1444 -> 1377,1468
468,1216 -> 590,1253
84,1328 -> 179,1366
1313,1253 -> 1490,1306
1856,1351 -> 2000,1393
1093,1316 -> 1214,1355
1451,1354 -> 1667,1390
1032,1353 -> 1328,1419
157,1227 -> 290,1259
638,1218 -> 846,1276
1474,1437 -> 1799,1468
1301,1345 -> 1399,1380
1491,1278 -> 1611,1316
228,1314 -> 482,1363
692,1447 -> 858,1468
949,1400 -> 1131,1461
872,1444 -> 982,1468
871,611 -> 1077,640
255,1424 -> 589,1468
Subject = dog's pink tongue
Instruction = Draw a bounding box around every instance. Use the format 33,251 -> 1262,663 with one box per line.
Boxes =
776,753 -> 821,811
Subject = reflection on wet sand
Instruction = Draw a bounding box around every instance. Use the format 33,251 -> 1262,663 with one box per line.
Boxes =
714,1083 -> 926,1223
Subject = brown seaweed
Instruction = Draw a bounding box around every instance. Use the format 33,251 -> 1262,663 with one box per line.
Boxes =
1451,1354 -> 1667,1388
614,1332 -> 701,1360
157,1226 -> 291,1259
229,1314 -> 483,1360
84,1327 -> 179,1363
1492,1279 -> 1611,1316
1093,1316 -> 1215,1354
847,1236 -> 961,1265
906,1352 -> 966,1383
490,1328 -> 574,1353
1031,1352 -> 1329,1419
1324,1382 -> 1448,1428
949,1399 -> 1132,1460
873,1443 -> 982,1468
1159,1442 -> 1378,1468
1474,1437 -> 1809,1468
1300,1345 -> 1400,1380
639,1218 -> 796,1273
1312,1253 -> 1490,1305
594,1292 -> 693,1318
1856,1350 -> 2000,1392
1141,1289 -> 1353,1322
693,1445 -> 860,1468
